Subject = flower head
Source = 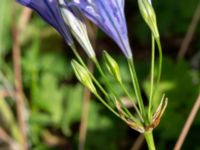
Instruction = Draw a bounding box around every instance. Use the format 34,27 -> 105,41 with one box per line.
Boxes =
70,0 -> 132,58
17,0 -> 73,45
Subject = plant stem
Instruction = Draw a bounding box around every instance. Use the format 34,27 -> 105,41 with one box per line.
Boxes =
12,12 -> 28,149
71,44 -> 86,67
155,38 -> 162,85
148,34 -> 155,120
174,94 -> 200,150
93,58 -> 140,122
128,59 -> 146,121
70,47 -> 139,122
118,81 -> 144,122
94,93 -> 120,118
144,131 -> 156,150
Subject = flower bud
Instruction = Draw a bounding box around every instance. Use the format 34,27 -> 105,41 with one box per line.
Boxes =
59,0 -> 95,58
103,51 -> 122,82
138,0 -> 159,38
71,60 -> 96,93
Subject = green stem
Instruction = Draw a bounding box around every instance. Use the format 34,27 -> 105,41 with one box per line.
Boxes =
155,38 -> 162,85
119,81 -> 144,122
94,93 -> 120,118
70,46 -> 140,122
144,131 -> 156,150
95,93 -> 142,127
93,58 -> 140,122
91,75 -> 108,97
71,44 -> 86,67
148,34 -> 155,120
128,59 -> 146,121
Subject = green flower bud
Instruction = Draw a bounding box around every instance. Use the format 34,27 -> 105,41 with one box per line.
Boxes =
71,60 -> 96,93
103,51 -> 122,82
138,0 -> 159,38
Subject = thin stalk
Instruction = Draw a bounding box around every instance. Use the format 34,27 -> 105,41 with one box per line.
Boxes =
174,95 -> 200,150
70,46 -> 141,123
94,93 -> 120,118
148,34 -> 155,120
95,93 -> 143,125
93,58 -> 141,122
144,131 -> 156,150
70,47 -> 139,122
118,81 -> 144,122
12,13 -> 28,149
155,38 -> 162,85
71,44 -> 85,67
128,59 -> 146,121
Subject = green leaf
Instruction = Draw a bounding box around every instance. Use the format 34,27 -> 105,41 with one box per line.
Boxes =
0,0 -> 12,61
61,84 -> 83,136
33,73 -> 64,124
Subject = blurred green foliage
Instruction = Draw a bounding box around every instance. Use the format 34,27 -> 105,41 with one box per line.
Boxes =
0,0 -> 200,150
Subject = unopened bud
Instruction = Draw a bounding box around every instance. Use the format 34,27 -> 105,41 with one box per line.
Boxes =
103,51 -> 121,82
59,0 -> 96,58
138,0 -> 159,38
71,60 -> 96,93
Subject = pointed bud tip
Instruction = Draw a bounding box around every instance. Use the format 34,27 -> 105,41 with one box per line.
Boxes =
103,51 -> 122,82
71,60 -> 96,93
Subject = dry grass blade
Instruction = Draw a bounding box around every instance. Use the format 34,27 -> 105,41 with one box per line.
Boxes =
78,21 -> 97,150
131,134 -> 144,150
174,94 -> 200,150
78,60 -> 93,150
12,5 -> 32,150
177,1 -> 200,60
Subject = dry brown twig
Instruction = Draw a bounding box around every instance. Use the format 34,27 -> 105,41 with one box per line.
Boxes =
131,134 -> 145,150
78,22 -> 97,150
12,19 -> 28,150
174,94 -> 200,150
174,1 -> 200,149
78,60 -> 93,150
18,8 -> 32,32
12,5 -> 32,150
177,1 -> 200,60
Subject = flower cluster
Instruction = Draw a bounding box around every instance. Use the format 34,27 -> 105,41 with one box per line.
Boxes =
16,0 -> 167,149
69,0 -> 132,58
17,0 -> 133,58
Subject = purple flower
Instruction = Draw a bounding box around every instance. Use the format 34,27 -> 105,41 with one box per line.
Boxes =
70,0 -> 132,58
16,0 -> 73,45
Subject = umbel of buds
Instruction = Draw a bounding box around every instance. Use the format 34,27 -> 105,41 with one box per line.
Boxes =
16,0 -> 167,149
